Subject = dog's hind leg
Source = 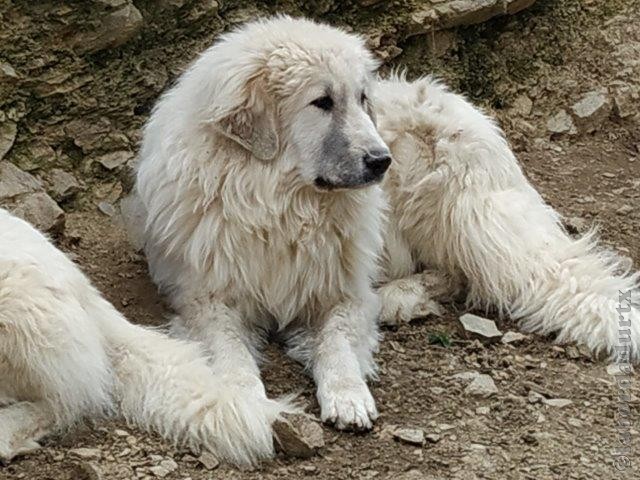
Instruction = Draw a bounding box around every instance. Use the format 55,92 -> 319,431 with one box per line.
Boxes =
0,272 -> 111,464
0,401 -> 54,464
417,94 -> 640,361
0,263 -> 114,445
377,270 -> 463,326
379,76 -> 640,361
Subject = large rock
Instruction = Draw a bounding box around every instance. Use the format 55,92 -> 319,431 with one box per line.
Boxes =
464,374 -> 499,397
435,0 -> 537,29
0,161 -> 65,234
570,91 -> 611,133
95,150 -> 133,171
69,2 -> 143,54
0,161 -> 41,200
403,1 -> 537,40
197,451 -> 219,470
9,192 -> 65,234
459,313 -> 503,342
612,87 -> 638,119
44,168 -> 82,202
547,110 -> 577,136
392,426 -> 426,446
273,413 -> 325,458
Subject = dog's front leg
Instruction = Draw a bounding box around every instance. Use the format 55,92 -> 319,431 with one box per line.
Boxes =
311,300 -> 379,430
175,299 -> 265,394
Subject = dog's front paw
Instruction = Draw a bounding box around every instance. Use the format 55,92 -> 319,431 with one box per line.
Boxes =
317,378 -> 378,430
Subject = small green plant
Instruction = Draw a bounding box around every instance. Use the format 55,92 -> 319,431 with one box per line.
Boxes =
428,331 -> 452,348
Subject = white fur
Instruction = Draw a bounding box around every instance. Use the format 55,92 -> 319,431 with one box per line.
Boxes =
4,15 -> 638,468
136,16 -> 385,446
0,208 -> 294,465
135,15 -> 639,464
374,74 -> 640,361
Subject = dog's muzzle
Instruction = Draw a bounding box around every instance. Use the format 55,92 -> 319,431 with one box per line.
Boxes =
314,149 -> 392,191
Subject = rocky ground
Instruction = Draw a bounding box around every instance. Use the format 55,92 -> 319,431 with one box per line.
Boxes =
1,0 -> 639,479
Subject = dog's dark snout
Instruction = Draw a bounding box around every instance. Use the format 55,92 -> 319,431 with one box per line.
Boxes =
363,150 -> 392,178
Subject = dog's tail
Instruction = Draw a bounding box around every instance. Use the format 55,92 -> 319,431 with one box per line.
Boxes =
443,180 -> 640,363
90,295 -> 295,466
1,210 -> 293,465
508,230 -> 640,363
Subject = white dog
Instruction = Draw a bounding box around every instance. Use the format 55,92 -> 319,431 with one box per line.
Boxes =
372,75 -> 638,355
135,15 -> 639,465
137,16 -> 387,463
0,208 -> 292,465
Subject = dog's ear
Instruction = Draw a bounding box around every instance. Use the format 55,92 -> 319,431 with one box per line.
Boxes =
214,81 -> 279,161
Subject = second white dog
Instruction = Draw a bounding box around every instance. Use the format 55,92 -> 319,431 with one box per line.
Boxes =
0,208 -> 294,465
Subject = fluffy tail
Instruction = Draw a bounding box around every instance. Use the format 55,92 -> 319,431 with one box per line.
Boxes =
507,230 -> 639,360
1,209 -> 294,464
441,159 -> 640,363
89,296 -> 296,465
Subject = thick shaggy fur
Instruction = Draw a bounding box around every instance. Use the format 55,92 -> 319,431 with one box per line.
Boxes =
137,17 -> 386,459
6,15 -> 636,468
134,15 -> 639,465
373,76 -> 640,360
0,209 -> 293,465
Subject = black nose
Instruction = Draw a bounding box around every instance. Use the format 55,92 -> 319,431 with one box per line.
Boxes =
363,151 -> 392,178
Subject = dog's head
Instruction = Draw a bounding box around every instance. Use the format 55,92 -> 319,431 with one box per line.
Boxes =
197,16 -> 391,190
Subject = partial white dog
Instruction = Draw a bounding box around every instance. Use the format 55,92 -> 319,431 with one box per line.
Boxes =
134,15 -> 639,465
372,75 -> 639,355
0,208 -> 292,465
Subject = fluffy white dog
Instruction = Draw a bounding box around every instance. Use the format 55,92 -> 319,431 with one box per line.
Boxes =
138,18 -> 389,450
2,14 -> 638,470
133,15 -> 638,465
0,208 -> 291,464
372,76 -> 638,352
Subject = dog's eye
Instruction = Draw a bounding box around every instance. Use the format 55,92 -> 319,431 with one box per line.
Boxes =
310,95 -> 333,111
361,92 -> 368,104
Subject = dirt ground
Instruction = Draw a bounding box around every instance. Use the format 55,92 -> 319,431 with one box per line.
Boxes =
2,0 -> 640,479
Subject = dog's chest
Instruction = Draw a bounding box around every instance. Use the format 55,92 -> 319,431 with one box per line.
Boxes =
213,189 -> 380,324
239,212 -> 350,320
